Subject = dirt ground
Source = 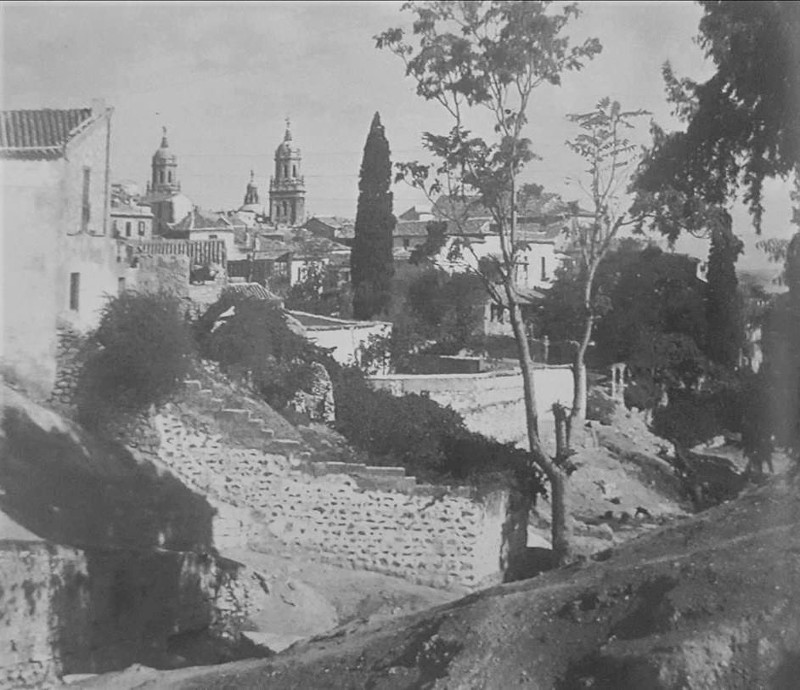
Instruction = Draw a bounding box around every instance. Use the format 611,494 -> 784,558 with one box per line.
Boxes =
71,469 -> 800,689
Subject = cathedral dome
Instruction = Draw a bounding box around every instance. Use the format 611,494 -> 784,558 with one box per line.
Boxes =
275,120 -> 300,158
153,128 -> 177,163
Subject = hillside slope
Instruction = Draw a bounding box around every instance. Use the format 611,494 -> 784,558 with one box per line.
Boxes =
87,469 -> 800,690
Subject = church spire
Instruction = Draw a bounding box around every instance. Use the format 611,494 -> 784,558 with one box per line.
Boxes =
243,169 -> 260,206
160,126 -> 169,148
284,116 -> 292,142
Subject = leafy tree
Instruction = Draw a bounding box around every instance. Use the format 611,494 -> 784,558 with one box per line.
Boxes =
76,291 -> 196,426
377,0 -> 601,564
705,214 -> 745,367
409,220 -> 448,265
562,98 -> 650,423
284,263 -> 345,317
593,245 -> 708,370
351,112 -> 396,319
635,1 -> 800,235
537,240 -> 710,410
406,269 -> 486,354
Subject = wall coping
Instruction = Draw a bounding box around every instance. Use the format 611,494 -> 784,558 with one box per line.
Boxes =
369,363 -> 572,383
288,310 -> 391,331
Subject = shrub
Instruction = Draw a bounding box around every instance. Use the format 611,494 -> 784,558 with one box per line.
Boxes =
194,293 -> 333,411
330,364 -> 544,495
76,291 -> 196,426
651,382 -> 745,449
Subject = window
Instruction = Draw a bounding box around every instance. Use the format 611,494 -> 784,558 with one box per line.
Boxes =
292,164 -> 297,177
490,303 -> 504,323
69,273 -> 80,311
81,167 -> 91,232
168,170 -> 172,183
159,170 -> 164,184
541,256 -> 547,281
118,277 -> 126,294
208,234 -> 218,239
138,221 -> 145,236
112,219 -> 119,237
125,221 -> 132,238
403,238 -> 410,249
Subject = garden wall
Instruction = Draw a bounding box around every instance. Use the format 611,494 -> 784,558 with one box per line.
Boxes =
368,365 -> 573,445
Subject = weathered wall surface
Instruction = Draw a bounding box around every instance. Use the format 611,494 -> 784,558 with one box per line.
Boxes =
152,411 -> 527,591
0,540 -> 258,688
368,366 -> 573,445
1,111 -> 122,400
289,311 -> 391,369
132,253 -> 191,298
1,157 -> 64,399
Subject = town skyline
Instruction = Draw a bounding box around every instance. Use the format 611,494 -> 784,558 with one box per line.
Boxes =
1,1 -> 795,277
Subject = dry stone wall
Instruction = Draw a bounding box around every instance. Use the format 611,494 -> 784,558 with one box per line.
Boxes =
151,412 -> 526,591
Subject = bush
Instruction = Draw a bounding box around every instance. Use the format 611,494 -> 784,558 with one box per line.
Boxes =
76,291 -> 196,426
651,382 -> 745,448
194,293 -> 332,411
330,364 -> 544,495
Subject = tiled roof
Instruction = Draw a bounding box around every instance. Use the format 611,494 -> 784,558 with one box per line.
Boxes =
224,282 -> 283,302
172,208 -> 231,232
111,203 -> 153,217
0,108 -> 97,159
395,219 -> 433,237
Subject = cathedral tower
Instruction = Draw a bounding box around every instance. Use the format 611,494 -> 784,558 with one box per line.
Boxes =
243,169 -> 260,206
269,118 -> 305,226
148,127 -> 181,195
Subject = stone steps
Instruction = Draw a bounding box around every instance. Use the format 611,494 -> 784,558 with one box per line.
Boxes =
181,379 -> 423,492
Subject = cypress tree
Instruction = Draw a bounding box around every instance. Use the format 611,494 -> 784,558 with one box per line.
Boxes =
705,211 -> 744,368
351,112 -> 396,320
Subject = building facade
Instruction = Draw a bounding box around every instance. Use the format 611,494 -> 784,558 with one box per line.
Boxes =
111,202 -> 154,241
1,104 -> 132,398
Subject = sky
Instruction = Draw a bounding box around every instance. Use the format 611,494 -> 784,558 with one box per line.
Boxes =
1,1 -> 795,281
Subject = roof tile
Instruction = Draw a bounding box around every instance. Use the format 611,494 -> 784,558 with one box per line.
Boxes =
0,108 -> 96,159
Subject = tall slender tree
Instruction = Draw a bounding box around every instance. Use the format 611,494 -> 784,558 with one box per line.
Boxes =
351,112 -> 396,320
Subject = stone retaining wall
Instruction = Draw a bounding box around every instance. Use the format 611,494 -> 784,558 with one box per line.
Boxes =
368,365 -> 573,445
47,324 -> 91,408
152,412 -> 527,591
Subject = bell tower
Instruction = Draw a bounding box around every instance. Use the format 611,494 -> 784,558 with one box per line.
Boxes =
269,118 -> 305,226
148,127 -> 180,195
243,170 -> 260,206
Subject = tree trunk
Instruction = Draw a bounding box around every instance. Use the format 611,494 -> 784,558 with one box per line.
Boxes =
571,356 -> 587,424
506,292 -> 574,565
548,467 -> 573,566
571,261 -> 599,427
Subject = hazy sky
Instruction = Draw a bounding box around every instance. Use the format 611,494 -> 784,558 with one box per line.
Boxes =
1,1 -> 795,277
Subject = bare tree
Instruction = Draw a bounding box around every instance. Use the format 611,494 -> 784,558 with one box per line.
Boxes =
563,98 -> 649,424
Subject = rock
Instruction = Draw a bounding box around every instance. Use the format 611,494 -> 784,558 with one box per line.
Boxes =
242,631 -> 307,653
